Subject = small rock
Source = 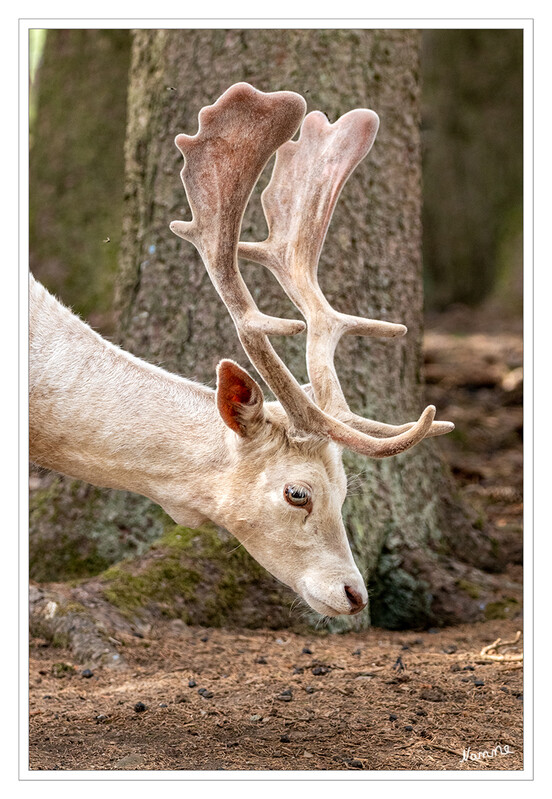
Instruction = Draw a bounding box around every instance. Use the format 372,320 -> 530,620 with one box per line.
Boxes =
304,685 -> 315,694
159,703 -> 168,708
450,664 -> 461,672
200,690 -> 214,699
188,679 -> 197,688
200,635 -> 209,642
416,709 -> 428,716
276,693 -> 292,702
292,666 -> 304,674
250,714 -> 262,721
134,702 -> 147,713
81,669 -> 94,679
349,758 -> 364,769
302,646 -> 313,655
474,680 -> 485,687
255,656 -> 267,664
404,725 -> 414,731
352,648 -> 361,656
113,753 -> 146,769
389,714 -> 398,721
95,714 -> 108,723
312,665 -> 330,675
443,645 -> 457,654
174,694 -> 188,704
500,686 -> 509,693
462,665 -> 475,671
401,644 -> 411,651
280,734 -> 290,743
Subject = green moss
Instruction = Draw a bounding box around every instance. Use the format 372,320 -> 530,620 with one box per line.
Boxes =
101,558 -> 201,616
99,523 -> 284,626
456,579 -> 481,599
53,600 -> 88,616
52,662 -> 75,678
484,598 -> 520,620
30,477 -> 169,582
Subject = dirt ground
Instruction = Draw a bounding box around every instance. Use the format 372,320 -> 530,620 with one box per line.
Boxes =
28,304 -> 524,773
29,618 -> 523,772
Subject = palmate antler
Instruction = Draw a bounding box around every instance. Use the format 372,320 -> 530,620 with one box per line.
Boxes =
171,83 -> 453,457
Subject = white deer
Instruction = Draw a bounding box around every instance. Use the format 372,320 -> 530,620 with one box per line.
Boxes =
29,83 -> 453,618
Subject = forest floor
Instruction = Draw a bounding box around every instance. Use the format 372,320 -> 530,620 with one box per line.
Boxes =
28,303 -> 524,773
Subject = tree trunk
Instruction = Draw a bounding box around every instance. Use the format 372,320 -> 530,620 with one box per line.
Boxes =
111,28 -> 496,630
421,29 -> 523,311
29,29 -> 131,331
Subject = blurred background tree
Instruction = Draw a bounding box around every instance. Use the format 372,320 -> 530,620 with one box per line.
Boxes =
421,29 -> 523,313
28,27 -> 523,632
29,29 -> 131,330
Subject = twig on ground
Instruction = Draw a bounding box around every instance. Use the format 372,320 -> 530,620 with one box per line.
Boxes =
479,631 -> 523,662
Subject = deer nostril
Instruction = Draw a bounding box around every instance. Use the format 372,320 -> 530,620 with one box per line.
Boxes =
344,585 -> 366,614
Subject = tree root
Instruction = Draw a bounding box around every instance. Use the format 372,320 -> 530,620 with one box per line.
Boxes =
29,584 -> 126,667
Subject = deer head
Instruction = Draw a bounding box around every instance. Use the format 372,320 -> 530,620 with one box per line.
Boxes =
170,83 -> 453,617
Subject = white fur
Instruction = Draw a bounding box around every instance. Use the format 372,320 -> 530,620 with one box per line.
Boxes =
29,274 -> 367,617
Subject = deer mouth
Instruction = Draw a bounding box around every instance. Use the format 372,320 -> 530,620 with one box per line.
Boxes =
302,593 -> 345,617
296,571 -> 369,617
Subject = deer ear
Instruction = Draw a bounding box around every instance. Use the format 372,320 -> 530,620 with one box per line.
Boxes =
216,360 -> 266,437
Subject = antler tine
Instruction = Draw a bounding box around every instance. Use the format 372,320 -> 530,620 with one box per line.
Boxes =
171,83 -> 448,458
238,108 -> 454,453
170,83 -> 318,431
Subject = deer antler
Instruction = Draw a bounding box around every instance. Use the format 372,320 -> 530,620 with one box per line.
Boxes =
171,83 -> 452,457
238,107 -> 454,443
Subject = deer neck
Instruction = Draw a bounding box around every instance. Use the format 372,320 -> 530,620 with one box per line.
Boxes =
29,277 -> 230,525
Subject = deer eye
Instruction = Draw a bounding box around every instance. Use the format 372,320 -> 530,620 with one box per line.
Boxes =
284,484 -> 312,509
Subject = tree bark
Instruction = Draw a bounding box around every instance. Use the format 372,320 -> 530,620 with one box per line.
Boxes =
111,28 -> 496,629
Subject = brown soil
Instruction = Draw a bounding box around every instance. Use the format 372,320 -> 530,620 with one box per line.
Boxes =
28,304 -> 524,772
29,618 -> 523,772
